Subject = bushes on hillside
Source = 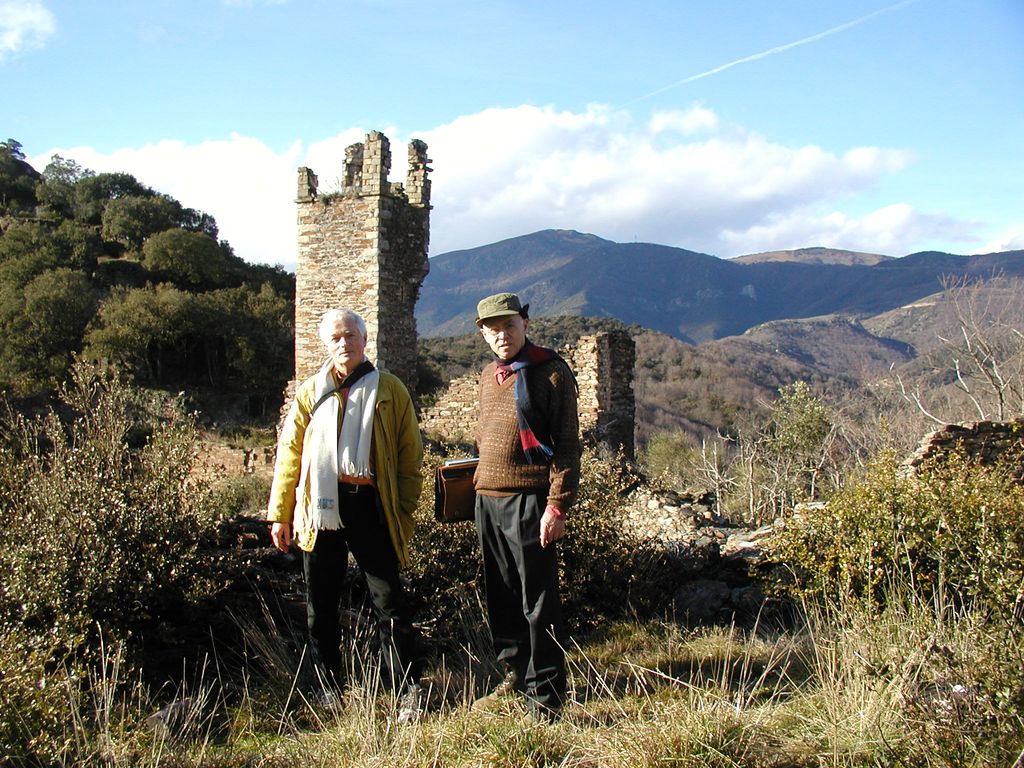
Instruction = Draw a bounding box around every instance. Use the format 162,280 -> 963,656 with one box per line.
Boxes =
0,145 -> 296,402
641,381 -> 845,526
768,450 -> 1024,763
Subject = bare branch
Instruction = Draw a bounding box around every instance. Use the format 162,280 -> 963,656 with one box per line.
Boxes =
893,367 -> 947,426
952,357 -> 988,419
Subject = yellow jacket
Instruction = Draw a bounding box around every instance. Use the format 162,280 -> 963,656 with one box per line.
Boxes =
266,368 -> 423,566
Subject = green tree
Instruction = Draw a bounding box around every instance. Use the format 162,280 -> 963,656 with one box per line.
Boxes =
0,139 -> 40,212
52,220 -> 103,272
769,381 -> 834,483
84,284 -> 192,381
728,381 -> 838,523
0,268 -> 94,395
72,172 -> 150,224
0,220 -> 62,267
179,206 -> 219,239
100,194 -> 180,251
0,224 -> 64,341
36,154 -> 94,217
643,430 -> 702,483
142,228 -> 234,287
199,283 -> 294,412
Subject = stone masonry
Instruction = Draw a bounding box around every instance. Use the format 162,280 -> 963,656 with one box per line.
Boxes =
906,418 -> 1024,481
420,329 -> 637,458
294,131 -> 431,390
567,330 -> 636,457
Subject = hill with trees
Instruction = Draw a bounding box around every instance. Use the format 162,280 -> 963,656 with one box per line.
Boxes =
6,138 -> 1020,448
0,139 -> 294,416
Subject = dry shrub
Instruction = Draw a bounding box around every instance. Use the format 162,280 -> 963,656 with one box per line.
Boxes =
406,446 -> 675,644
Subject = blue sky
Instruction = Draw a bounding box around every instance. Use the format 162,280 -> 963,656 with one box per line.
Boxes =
3,0 -> 1022,270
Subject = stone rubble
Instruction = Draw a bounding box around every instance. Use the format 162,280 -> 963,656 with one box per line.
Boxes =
620,484 -> 779,627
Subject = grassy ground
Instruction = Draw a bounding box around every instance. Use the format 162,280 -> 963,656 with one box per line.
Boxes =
56,596 -> 1023,768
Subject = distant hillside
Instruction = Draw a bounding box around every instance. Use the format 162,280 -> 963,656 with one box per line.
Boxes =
863,277 -> 1024,356
634,316 -> 915,443
731,247 -> 891,266
417,230 -> 610,335
417,230 -> 1024,343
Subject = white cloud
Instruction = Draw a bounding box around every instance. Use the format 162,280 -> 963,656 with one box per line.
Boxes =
718,204 -> 977,257
648,106 -> 719,136
27,103 -> 995,269
0,0 -> 55,61
977,228 -> 1024,255
420,104 -> 919,256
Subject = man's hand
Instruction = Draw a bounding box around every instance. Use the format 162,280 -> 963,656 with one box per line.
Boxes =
540,505 -> 565,548
270,521 -> 292,552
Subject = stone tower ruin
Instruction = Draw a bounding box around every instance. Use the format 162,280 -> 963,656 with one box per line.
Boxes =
287,128 -> 638,457
294,131 -> 431,390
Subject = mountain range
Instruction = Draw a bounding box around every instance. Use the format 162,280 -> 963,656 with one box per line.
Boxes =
417,230 -> 1024,343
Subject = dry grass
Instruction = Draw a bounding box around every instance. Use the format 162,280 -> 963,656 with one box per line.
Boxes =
29,590 -> 1020,768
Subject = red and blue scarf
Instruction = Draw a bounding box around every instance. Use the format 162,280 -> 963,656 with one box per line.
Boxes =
494,341 -> 561,465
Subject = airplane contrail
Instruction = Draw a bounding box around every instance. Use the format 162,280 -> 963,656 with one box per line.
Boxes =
623,0 -> 918,106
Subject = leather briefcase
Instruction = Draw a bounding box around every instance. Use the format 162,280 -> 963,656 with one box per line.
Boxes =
434,457 -> 478,523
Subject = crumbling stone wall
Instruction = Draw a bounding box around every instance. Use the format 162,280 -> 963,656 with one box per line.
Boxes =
420,330 -> 636,458
906,418 -> 1024,480
419,374 -> 480,444
293,131 -> 430,390
565,331 -> 636,457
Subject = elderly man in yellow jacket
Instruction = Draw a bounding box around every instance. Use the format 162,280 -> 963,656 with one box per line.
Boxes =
267,308 -> 424,722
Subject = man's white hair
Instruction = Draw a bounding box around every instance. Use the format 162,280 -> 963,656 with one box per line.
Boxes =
318,308 -> 367,345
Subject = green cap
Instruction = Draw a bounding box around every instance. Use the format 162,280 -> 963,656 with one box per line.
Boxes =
475,292 -> 529,326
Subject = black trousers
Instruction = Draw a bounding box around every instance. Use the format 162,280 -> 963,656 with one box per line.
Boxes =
302,484 -> 420,691
475,491 -> 567,712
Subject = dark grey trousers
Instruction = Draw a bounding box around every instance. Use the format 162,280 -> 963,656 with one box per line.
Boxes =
475,491 -> 567,713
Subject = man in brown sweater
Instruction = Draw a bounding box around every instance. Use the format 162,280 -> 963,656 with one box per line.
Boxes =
471,292 -> 581,720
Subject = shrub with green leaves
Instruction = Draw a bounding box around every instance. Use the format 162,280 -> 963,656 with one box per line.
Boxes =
769,449 -> 1024,625
641,430 -> 703,485
0,362 -> 222,761
0,364 -> 219,642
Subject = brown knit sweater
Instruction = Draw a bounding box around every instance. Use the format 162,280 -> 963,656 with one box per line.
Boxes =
473,355 -> 581,513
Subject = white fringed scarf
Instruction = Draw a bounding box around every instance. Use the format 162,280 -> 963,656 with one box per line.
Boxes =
297,360 -> 379,530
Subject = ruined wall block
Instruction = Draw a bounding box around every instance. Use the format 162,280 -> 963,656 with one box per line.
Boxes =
907,418 -> 1024,481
